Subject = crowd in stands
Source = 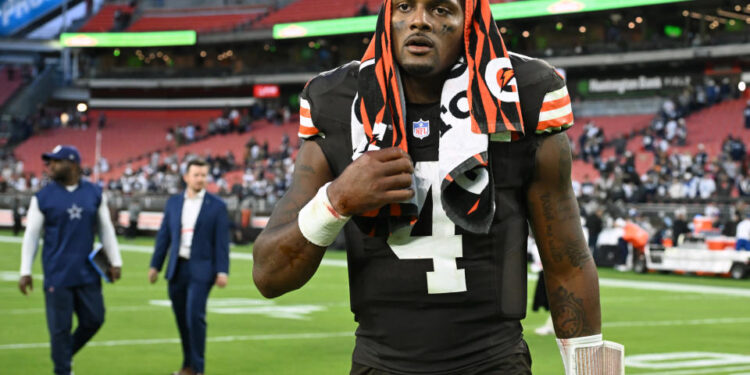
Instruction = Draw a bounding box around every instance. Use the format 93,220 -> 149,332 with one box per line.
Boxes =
574,133 -> 748,205
1,99 -> 297,216
235,134 -> 296,213
105,149 -> 237,194
569,83 -> 750,259
102,133 -> 297,216
166,105 -> 291,146
0,153 -> 39,193
0,121 -> 299,217
573,78 -> 747,205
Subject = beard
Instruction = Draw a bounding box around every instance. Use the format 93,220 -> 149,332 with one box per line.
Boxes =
400,62 -> 436,76
52,172 -> 69,184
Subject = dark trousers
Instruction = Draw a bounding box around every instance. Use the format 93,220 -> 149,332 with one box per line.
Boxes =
351,346 -> 532,375
126,220 -> 138,238
44,283 -> 105,375
532,271 -> 549,312
169,259 -> 213,373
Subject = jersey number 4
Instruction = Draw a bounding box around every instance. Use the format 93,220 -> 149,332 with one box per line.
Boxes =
387,161 -> 467,294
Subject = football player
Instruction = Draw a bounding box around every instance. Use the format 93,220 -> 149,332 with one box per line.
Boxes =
253,0 -> 622,373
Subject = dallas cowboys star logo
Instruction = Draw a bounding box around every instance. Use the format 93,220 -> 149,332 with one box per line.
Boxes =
67,204 -> 82,220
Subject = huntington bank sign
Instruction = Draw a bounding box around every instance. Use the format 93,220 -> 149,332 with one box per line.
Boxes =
587,75 -> 693,94
0,0 -> 64,36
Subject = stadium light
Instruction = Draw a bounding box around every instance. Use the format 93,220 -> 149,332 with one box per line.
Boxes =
273,0 -> 693,39
77,103 -> 88,113
60,31 -> 197,48
664,25 -> 683,37
740,82 -> 747,92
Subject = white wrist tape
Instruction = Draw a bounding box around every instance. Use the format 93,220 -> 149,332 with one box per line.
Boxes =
298,182 -> 350,247
557,334 -> 624,375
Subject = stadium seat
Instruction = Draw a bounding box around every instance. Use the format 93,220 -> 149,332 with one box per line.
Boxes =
128,13 -> 258,33
14,109 -> 221,177
102,118 -> 298,181
0,66 -> 26,108
256,0 -> 519,27
79,4 -> 132,32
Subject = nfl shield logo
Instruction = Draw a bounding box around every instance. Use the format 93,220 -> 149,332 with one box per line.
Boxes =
413,119 -> 430,140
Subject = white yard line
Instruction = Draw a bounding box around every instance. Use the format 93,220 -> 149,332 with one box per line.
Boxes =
0,235 -> 747,295
0,331 -> 353,350
634,365 -> 750,375
598,278 -> 750,298
0,235 -> 348,267
603,317 -> 750,328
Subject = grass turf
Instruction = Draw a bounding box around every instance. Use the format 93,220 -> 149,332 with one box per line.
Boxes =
0,233 -> 749,374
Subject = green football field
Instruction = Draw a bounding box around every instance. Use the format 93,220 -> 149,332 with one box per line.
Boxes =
1,233 -> 749,375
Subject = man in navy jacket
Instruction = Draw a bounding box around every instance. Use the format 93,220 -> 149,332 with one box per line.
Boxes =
149,158 -> 230,375
19,145 -> 122,375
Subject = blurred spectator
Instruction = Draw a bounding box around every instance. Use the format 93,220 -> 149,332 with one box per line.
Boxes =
586,208 -> 604,254
698,174 -> 716,199
744,100 -> 750,129
736,213 -> 750,250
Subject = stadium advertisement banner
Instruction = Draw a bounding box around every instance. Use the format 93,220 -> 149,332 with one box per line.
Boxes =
254,84 -> 281,98
574,75 -> 695,96
273,0 -> 693,39
0,0 -> 64,36
60,31 -> 197,48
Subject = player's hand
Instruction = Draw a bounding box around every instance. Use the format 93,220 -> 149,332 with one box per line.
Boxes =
109,267 -> 122,282
328,147 -> 415,216
215,274 -> 228,288
18,275 -> 33,295
148,268 -> 159,284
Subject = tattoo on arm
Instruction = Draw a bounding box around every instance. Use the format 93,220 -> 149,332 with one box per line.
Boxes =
549,286 -> 593,338
535,134 -> 592,269
538,193 -> 591,269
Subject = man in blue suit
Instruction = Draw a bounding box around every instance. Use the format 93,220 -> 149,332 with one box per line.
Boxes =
149,158 -> 230,375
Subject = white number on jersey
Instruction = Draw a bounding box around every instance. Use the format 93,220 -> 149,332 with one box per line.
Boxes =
387,161 -> 467,294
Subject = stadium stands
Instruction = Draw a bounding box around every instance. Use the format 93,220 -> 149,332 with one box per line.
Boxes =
128,14 -> 254,32
256,0 -> 515,27
569,114 -> 654,143
256,0 -> 375,28
13,109 -> 221,176
78,4 -> 133,32
0,66 -> 27,108
675,98 -> 750,154
102,118 -> 297,180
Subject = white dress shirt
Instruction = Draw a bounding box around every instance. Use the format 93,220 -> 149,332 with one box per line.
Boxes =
20,185 -> 122,277
179,189 -> 206,259
737,219 -> 750,241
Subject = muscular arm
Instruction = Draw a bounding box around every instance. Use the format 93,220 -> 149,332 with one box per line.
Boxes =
526,133 -> 601,338
253,140 -> 414,298
252,141 -> 333,298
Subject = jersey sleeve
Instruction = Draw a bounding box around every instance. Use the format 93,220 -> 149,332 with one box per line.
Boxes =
298,82 -> 321,139
512,57 -> 574,136
296,62 -> 360,176
536,71 -> 574,135
297,61 -> 359,141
